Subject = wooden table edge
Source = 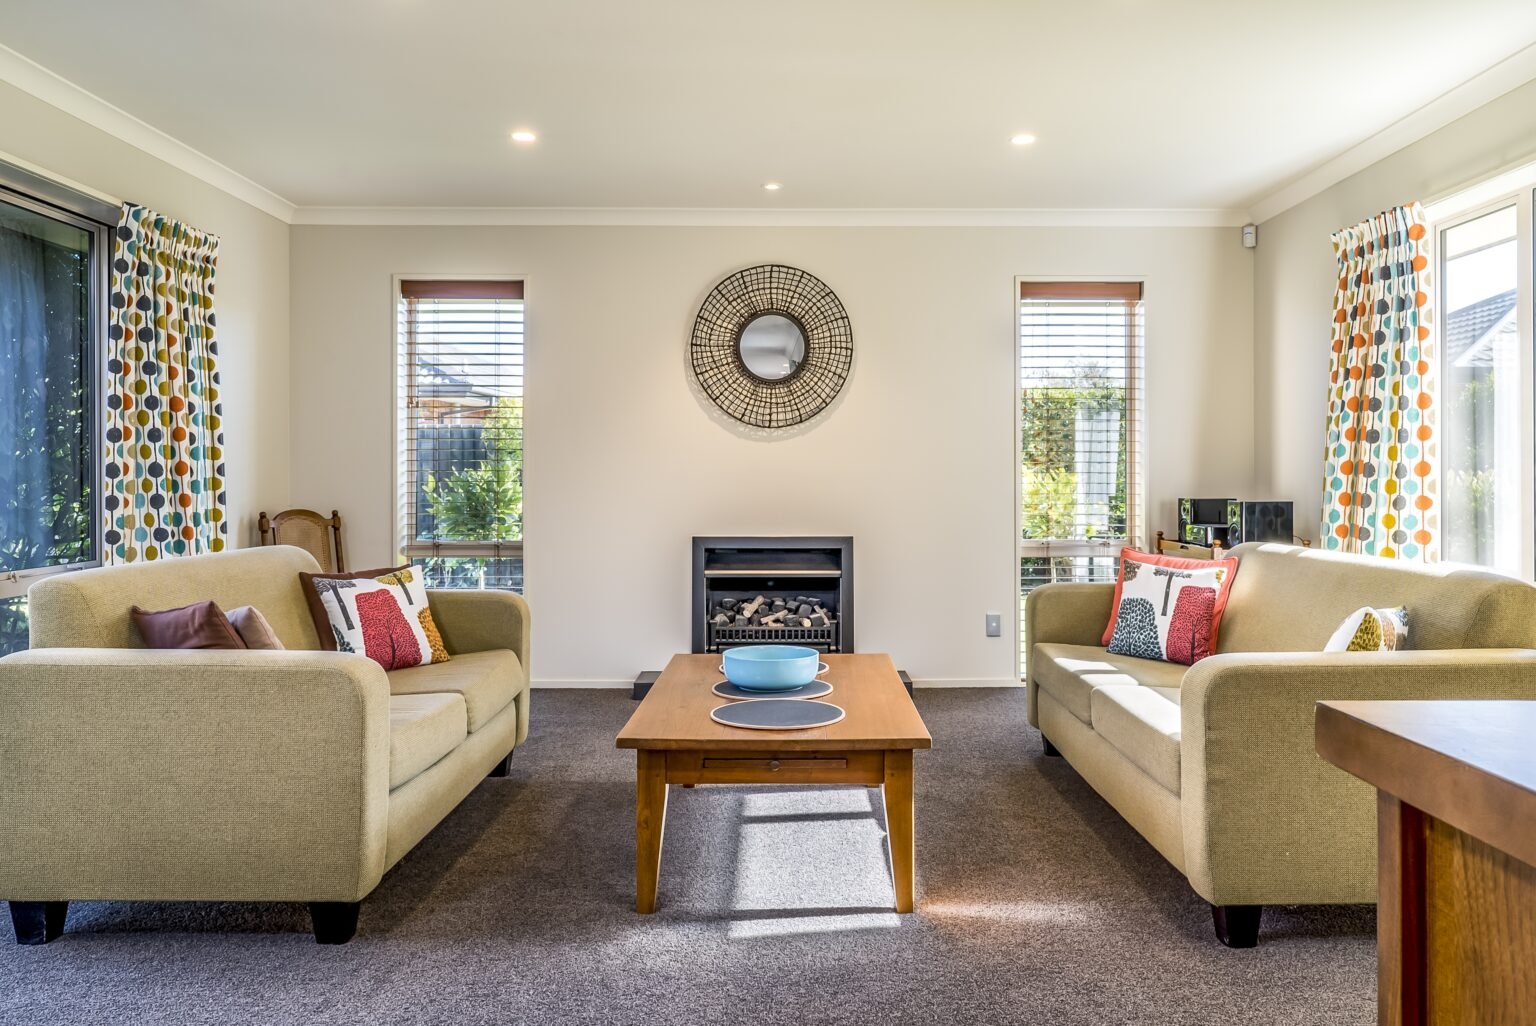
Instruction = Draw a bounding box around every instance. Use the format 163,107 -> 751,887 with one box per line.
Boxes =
616,737 -> 932,750
1316,699 -> 1536,870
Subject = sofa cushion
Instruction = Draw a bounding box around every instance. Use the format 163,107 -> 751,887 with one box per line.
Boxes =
389,693 -> 467,789
1032,643 -> 1186,725
386,648 -> 526,732
298,563 -> 409,651
26,546 -> 326,650
1323,605 -> 1409,652
227,605 -> 285,650
1090,686 -> 1181,794
303,565 -> 452,672
1102,547 -> 1238,663
131,600 -> 246,650
1220,543 -> 1536,653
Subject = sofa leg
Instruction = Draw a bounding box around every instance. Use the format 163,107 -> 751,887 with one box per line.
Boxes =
9,901 -> 69,945
1211,904 -> 1261,948
1041,735 -> 1061,757
309,902 -> 359,944
486,749 -> 514,778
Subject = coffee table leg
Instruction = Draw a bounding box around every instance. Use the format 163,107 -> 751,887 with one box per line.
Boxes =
884,748 -> 915,913
636,749 -> 668,914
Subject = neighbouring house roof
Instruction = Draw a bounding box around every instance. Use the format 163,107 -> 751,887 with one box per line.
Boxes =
1445,288 -> 1517,369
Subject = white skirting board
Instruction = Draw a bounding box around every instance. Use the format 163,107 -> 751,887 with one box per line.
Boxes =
530,677 -> 1022,689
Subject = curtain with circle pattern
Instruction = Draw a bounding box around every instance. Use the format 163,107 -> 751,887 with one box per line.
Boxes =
103,204 -> 226,563
1321,203 -> 1437,561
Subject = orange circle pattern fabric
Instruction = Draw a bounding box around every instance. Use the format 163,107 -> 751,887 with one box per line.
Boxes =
1322,203 -> 1437,561
103,205 -> 227,564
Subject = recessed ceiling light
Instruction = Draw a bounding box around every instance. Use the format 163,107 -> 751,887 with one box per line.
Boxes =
763,182 -> 783,191
511,130 -> 538,143
1010,133 -> 1037,146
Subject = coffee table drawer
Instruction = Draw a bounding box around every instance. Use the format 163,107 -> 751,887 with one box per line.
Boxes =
668,750 -> 885,785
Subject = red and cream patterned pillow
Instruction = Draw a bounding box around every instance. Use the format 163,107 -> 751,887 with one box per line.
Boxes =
301,565 -> 450,671
1102,548 -> 1238,666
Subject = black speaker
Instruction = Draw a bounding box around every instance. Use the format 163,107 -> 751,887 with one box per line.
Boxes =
1226,501 -> 1293,546
1182,524 -> 1224,547
1179,498 -> 1234,546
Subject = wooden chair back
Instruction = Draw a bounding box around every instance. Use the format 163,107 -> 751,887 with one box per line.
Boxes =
1155,530 -> 1224,561
258,509 -> 346,573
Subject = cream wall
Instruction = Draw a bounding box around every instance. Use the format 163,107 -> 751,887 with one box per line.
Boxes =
1254,78 -> 1536,545
289,225 -> 1253,685
0,80 -> 291,546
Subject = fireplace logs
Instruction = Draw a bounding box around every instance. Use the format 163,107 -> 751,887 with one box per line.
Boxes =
708,595 -> 835,630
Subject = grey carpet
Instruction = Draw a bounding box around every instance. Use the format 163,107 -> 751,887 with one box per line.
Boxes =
0,689 -> 1376,1025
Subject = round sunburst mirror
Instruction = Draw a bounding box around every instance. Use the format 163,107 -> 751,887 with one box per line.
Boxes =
690,264 -> 853,429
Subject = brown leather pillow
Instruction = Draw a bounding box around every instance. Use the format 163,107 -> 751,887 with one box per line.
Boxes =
299,565 -> 410,651
131,601 -> 247,650
227,605 -> 285,650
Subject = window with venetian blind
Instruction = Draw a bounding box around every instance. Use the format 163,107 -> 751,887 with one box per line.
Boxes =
1018,281 -> 1146,667
397,279 -> 525,591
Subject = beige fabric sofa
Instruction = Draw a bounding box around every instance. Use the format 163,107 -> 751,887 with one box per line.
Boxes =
0,546 -> 531,945
1025,542 -> 1536,946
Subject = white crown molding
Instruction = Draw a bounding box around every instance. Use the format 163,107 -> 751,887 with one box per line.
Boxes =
0,43 -> 297,223
290,205 -> 1251,228
1248,41 -> 1536,224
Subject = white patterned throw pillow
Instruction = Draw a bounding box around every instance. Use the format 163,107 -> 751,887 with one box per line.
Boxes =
1103,549 -> 1237,666
305,565 -> 451,671
1324,606 -> 1409,653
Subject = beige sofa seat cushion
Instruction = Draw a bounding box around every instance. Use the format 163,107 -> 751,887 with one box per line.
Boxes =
389,693 -> 467,789
1090,686 -> 1181,794
386,649 -> 526,732
1032,643 -> 1186,725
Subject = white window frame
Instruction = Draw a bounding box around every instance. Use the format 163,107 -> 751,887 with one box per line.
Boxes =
1426,183 -> 1536,579
1014,275 -> 1148,678
391,273 -> 528,571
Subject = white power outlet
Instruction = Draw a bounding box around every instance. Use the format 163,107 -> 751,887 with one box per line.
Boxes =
985,612 -> 1001,637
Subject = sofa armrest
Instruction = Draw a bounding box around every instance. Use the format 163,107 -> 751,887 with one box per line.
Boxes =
1179,649 -> 1536,906
0,649 -> 391,903
1024,582 -> 1115,725
427,589 -> 531,670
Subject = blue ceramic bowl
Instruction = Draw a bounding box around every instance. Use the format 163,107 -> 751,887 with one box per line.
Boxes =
721,645 -> 822,692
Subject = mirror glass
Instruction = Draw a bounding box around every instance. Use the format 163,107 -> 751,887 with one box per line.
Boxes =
737,314 -> 807,381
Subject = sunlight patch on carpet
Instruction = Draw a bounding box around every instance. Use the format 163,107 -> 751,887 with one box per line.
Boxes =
726,789 -> 897,940
727,911 -> 902,940
740,788 -> 875,818
919,898 -> 1094,924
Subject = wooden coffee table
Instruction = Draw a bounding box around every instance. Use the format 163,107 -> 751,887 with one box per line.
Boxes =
616,652 -> 932,914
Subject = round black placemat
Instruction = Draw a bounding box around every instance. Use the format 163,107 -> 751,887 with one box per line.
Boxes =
710,699 -> 845,730
712,679 -> 833,702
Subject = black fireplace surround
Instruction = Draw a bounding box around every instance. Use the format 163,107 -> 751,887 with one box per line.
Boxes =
691,537 -> 853,654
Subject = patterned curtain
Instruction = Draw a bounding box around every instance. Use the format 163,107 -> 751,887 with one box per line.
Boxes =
1321,203 -> 1436,561
103,204 -> 226,563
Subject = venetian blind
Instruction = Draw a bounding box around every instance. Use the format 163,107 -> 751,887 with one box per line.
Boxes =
397,280 -> 525,582
1018,281 -> 1145,667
